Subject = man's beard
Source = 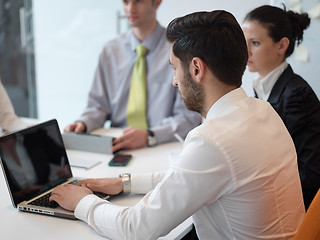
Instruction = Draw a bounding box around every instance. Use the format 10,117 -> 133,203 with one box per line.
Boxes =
180,70 -> 205,115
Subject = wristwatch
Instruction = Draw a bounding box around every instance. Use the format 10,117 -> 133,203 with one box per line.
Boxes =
119,173 -> 131,193
147,130 -> 157,147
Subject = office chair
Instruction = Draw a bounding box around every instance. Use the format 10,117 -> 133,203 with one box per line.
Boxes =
294,188 -> 320,240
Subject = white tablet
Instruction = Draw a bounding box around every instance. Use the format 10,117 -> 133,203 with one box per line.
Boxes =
62,132 -> 114,155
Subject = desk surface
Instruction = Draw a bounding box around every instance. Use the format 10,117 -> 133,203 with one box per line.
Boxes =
0,127 -> 193,240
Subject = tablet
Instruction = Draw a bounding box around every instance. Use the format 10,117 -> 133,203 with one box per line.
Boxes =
62,132 -> 114,155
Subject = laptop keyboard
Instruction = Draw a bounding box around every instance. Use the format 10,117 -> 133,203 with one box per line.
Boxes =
28,179 -> 80,208
29,193 -> 59,208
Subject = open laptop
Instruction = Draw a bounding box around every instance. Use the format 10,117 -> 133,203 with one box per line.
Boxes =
0,119 -> 107,219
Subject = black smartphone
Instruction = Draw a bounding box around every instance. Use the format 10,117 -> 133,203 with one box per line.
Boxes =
108,154 -> 132,166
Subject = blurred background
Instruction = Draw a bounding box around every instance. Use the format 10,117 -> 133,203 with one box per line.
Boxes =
0,0 -> 319,125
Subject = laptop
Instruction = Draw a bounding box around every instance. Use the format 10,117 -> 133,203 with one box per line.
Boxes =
0,119 -> 107,219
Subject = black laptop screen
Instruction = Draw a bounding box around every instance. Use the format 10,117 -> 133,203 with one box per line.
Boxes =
0,119 -> 72,206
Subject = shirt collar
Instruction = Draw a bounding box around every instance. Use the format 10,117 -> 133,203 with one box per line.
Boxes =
253,61 -> 288,101
128,23 -> 163,53
205,87 -> 248,122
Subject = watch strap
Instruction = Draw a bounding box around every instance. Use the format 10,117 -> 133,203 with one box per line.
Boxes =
119,173 -> 131,193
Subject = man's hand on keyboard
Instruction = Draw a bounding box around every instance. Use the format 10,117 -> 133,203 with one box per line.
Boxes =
49,184 -> 93,211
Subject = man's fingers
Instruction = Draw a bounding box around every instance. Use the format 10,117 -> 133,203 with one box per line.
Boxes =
112,136 -> 125,145
111,139 -> 128,152
49,194 -> 60,202
74,124 -> 84,133
64,124 -> 75,132
51,185 -> 63,195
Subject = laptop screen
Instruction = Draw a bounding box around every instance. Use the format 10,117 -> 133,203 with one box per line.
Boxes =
0,119 -> 72,206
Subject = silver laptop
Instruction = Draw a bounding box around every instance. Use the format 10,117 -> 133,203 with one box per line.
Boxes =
0,119 -> 107,219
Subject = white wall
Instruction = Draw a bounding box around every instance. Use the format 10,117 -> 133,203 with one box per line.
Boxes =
33,0 -> 271,125
33,0 -> 122,124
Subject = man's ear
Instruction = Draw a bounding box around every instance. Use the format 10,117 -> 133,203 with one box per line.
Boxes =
278,37 -> 290,55
190,57 -> 205,83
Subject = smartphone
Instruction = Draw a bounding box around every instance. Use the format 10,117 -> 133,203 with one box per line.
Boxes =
108,154 -> 132,166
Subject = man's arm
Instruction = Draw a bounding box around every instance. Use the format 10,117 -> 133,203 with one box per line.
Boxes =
50,136 -> 228,239
76,53 -> 112,133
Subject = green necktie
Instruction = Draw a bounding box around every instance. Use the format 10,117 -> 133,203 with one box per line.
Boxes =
127,44 -> 148,130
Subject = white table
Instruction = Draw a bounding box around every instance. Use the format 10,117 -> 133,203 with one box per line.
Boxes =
0,127 -> 193,240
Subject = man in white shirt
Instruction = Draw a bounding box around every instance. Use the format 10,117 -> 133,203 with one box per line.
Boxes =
50,10 -> 305,239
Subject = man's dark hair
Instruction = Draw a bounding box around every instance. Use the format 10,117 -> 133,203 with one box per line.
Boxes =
166,10 -> 248,87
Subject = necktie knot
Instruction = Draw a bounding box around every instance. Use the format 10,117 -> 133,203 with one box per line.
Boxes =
136,44 -> 148,57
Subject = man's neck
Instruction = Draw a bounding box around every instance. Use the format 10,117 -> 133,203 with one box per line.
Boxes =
132,21 -> 158,42
203,84 -> 238,118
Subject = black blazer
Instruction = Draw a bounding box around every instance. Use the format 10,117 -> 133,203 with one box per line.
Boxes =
267,65 -> 320,209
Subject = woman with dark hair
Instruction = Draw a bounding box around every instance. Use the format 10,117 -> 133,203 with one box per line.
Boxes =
243,5 -> 320,210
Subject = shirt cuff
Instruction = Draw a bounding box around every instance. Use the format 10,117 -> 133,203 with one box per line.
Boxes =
151,125 -> 175,144
74,194 -> 105,222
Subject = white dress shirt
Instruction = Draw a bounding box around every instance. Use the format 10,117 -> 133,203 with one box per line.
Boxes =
0,79 -> 27,133
77,24 -> 201,143
253,61 -> 288,101
75,88 -> 304,240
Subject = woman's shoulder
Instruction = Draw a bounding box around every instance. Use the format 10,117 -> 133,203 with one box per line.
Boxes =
280,66 -> 313,93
